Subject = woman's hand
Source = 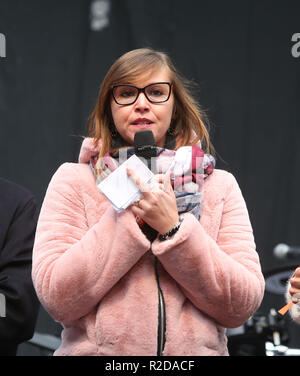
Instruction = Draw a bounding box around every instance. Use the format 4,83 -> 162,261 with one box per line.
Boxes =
290,267 -> 300,302
127,168 -> 179,234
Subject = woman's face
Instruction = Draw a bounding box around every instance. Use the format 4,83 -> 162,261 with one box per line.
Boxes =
110,68 -> 174,148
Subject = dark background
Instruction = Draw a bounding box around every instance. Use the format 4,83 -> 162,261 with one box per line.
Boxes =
0,0 -> 299,355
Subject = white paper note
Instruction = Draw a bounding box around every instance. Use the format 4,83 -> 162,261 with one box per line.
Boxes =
98,154 -> 154,211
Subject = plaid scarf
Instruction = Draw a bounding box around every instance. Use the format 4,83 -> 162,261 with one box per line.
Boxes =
89,144 -> 215,241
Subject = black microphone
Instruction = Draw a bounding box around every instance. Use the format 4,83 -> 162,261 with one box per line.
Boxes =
134,130 -> 157,169
133,130 -> 158,241
273,243 -> 300,260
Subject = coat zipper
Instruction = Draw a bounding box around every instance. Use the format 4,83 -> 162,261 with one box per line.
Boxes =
154,256 -> 166,356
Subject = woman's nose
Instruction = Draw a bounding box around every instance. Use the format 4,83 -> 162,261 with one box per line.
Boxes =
134,92 -> 150,112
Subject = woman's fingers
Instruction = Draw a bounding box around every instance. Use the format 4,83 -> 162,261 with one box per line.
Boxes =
126,168 -> 151,195
163,171 -> 173,193
131,201 -> 145,216
127,169 -> 172,195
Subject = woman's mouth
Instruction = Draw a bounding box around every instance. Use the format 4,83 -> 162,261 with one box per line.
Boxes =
131,118 -> 154,128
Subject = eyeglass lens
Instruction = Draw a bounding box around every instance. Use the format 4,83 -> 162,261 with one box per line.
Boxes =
113,83 -> 170,105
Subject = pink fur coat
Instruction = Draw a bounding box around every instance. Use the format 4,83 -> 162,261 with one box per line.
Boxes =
32,138 -> 265,356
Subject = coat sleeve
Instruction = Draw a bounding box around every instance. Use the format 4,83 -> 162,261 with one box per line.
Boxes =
151,172 -> 265,328
32,163 -> 151,324
0,195 -> 40,344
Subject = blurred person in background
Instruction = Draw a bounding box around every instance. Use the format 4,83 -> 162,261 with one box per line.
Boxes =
0,178 -> 39,356
282,267 -> 300,321
32,48 -> 264,356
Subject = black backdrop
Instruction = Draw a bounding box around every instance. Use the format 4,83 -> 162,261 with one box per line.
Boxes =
0,0 -> 300,354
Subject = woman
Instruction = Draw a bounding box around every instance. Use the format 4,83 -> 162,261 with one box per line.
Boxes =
32,48 -> 265,356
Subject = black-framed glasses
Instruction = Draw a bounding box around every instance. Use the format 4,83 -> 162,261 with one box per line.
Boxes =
111,82 -> 172,105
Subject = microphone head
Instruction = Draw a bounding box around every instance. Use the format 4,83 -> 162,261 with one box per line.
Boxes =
273,243 -> 289,259
134,130 -> 157,159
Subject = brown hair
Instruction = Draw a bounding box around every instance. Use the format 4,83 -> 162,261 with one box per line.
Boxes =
88,48 -> 214,158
